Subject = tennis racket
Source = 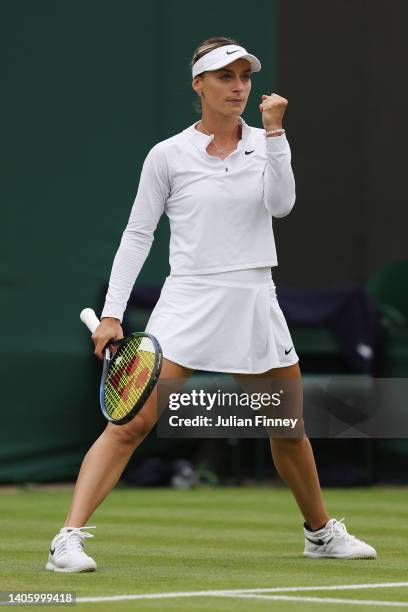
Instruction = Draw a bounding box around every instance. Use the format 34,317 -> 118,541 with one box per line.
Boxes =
80,308 -> 163,425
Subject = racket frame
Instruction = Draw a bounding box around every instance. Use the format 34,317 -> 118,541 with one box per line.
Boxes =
100,332 -> 163,425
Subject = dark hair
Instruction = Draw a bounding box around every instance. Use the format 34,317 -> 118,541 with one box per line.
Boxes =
191,36 -> 241,114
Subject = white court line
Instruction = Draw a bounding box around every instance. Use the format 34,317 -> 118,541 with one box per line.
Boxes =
77,582 -> 408,603
225,594 -> 408,607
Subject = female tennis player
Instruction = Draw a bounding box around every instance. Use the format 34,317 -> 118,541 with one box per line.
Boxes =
46,36 -> 376,572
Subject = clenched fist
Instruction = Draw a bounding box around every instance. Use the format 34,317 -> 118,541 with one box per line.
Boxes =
259,93 -> 288,131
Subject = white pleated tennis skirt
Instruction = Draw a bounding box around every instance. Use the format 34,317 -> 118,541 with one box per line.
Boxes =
145,267 -> 299,374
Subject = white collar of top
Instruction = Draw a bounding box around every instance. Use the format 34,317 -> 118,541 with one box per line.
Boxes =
185,117 -> 253,152
192,45 -> 261,78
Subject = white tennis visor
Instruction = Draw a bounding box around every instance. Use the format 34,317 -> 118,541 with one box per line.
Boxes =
192,44 -> 261,78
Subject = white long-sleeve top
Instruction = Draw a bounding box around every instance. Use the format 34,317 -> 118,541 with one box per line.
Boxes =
101,117 -> 296,321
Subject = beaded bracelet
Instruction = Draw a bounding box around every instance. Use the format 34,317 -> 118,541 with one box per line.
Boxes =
265,128 -> 285,137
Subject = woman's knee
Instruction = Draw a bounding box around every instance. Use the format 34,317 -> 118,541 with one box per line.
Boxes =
102,361 -> 193,447
106,411 -> 155,446
270,434 -> 307,449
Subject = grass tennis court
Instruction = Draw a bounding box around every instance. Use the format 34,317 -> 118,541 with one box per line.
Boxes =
1,486 -> 407,610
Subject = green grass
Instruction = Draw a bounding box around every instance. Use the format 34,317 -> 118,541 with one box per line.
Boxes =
0,486 -> 407,611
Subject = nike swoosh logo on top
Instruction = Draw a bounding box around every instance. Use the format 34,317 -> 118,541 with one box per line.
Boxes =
226,50 -> 240,55
245,150 -> 255,155
285,346 -> 294,355
50,547 -> 56,556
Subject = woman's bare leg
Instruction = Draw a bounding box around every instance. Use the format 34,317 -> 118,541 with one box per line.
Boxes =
270,435 -> 329,529
65,358 -> 193,527
234,363 -> 329,529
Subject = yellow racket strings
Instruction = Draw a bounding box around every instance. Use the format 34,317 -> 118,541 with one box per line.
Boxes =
105,336 -> 156,420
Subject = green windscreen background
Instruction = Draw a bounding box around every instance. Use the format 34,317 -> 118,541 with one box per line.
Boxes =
1,0 -> 277,481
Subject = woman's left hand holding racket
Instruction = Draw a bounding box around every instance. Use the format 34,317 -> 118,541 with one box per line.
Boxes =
80,308 -> 163,425
91,316 -> 124,360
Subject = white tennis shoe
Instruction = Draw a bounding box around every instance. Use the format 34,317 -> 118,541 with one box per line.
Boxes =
45,526 -> 97,572
304,518 -> 377,559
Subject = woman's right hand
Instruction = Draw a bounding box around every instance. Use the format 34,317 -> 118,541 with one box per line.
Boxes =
92,317 -> 124,360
